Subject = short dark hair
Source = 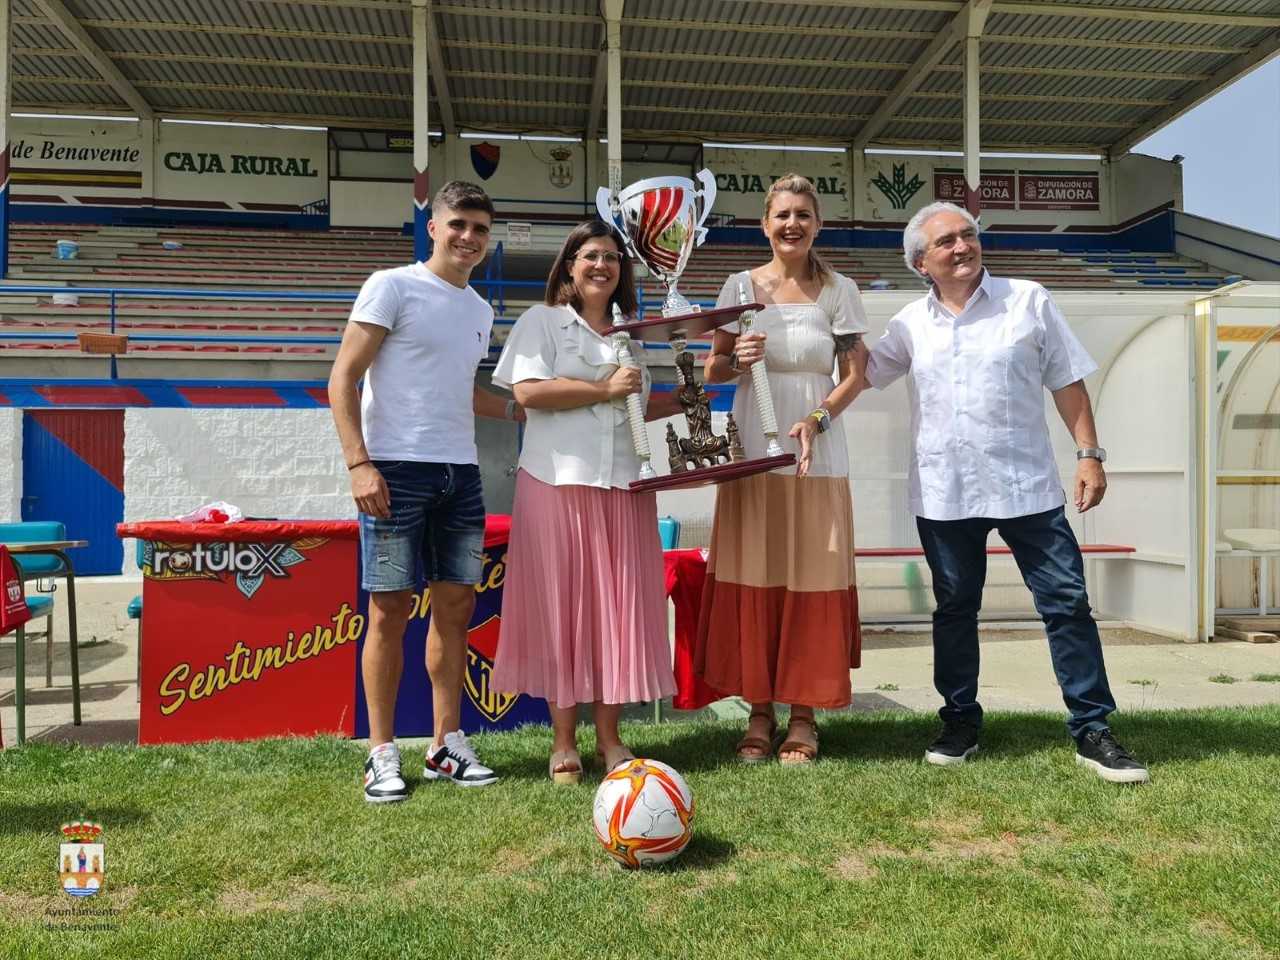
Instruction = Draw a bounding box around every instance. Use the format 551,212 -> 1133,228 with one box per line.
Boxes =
431,180 -> 494,219
544,220 -> 639,318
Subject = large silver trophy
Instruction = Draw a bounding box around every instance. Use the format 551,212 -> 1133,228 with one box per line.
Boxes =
597,170 -> 795,492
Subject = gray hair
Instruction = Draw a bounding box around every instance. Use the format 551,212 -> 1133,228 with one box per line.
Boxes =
903,201 -> 980,282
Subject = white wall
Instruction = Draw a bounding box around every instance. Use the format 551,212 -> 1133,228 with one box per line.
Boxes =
0,409 -> 21,522
330,181 -> 412,229
122,409 -> 353,525
1113,153 -> 1181,224
1174,211 -> 1280,281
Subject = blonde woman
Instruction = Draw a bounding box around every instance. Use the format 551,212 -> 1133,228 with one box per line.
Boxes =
695,174 -> 869,764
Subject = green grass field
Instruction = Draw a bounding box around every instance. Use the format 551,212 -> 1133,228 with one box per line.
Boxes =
2,707 -> 1278,959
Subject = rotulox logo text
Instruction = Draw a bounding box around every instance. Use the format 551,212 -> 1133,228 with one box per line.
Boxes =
145,539 -> 319,599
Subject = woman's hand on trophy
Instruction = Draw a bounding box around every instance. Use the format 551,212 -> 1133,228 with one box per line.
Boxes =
604,365 -> 643,399
788,419 -> 818,478
734,332 -> 767,371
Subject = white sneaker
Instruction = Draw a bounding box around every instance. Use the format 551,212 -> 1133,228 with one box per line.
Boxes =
423,730 -> 499,787
363,742 -> 407,803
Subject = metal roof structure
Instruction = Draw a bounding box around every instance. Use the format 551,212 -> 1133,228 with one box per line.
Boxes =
8,0 -> 1280,156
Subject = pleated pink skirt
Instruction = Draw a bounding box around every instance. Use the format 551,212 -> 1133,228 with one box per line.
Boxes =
492,469 -> 675,708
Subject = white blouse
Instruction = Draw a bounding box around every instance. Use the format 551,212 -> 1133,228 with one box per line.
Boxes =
492,303 -> 652,489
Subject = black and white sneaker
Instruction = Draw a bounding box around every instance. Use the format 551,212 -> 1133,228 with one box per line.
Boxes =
924,721 -> 980,766
363,742 -> 407,803
423,730 -> 499,787
1075,729 -> 1149,784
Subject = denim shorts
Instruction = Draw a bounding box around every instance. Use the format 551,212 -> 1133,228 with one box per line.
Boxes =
359,461 -> 486,591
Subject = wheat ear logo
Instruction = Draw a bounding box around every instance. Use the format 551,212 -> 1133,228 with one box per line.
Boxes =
872,163 -> 925,209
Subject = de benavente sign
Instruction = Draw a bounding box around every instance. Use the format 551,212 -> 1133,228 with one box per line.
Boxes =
9,138 -> 141,165
163,151 -> 320,178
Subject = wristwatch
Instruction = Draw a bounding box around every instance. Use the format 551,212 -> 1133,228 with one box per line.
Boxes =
808,407 -> 832,434
1076,447 -> 1107,462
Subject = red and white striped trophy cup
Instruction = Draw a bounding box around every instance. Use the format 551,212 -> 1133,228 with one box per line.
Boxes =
598,170 -> 795,492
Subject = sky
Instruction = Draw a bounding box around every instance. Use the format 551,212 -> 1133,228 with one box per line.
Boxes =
1135,58 -> 1280,238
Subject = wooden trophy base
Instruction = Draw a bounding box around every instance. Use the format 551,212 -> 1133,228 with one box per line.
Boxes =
629,454 -> 796,493
612,302 -> 764,343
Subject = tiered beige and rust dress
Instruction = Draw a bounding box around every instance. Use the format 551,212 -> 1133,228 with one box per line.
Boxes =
694,270 -> 866,708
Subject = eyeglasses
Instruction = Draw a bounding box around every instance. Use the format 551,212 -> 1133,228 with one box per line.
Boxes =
575,250 -> 623,266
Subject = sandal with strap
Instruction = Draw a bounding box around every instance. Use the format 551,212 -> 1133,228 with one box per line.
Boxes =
596,744 -> 636,772
549,748 -> 583,785
736,710 -> 778,764
778,715 -> 819,765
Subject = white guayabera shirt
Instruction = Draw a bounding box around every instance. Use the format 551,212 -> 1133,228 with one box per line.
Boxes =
865,270 -> 1097,521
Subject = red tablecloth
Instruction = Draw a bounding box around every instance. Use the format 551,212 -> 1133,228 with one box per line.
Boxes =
663,548 -> 724,711
117,515 -> 513,547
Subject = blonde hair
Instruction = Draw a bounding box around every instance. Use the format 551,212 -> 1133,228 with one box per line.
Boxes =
763,173 -> 832,284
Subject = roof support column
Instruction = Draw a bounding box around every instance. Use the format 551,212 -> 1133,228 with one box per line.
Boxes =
963,33 -> 981,219
602,0 -> 624,197
0,0 -> 11,279
412,0 -> 432,262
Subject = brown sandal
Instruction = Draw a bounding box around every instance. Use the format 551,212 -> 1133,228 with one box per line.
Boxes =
778,715 -> 818,765
549,749 -> 583,785
736,710 -> 778,764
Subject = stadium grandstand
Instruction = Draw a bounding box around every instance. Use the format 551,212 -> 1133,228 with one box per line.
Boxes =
1,0 -> 1278,641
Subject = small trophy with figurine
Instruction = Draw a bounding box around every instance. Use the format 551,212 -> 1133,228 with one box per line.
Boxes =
598,171 -> 795,491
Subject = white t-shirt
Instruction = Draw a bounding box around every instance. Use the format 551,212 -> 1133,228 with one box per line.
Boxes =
351,262 -> 494,464
492,303 -> 651,489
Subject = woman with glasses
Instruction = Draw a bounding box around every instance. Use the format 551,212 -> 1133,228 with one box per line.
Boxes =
491,220 -> 682,783
695,174 -> 870,765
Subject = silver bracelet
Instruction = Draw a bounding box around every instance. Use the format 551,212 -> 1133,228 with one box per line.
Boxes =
504,398 -> 517,420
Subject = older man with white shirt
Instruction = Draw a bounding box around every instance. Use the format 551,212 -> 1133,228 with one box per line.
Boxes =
865,202 -> 1148,784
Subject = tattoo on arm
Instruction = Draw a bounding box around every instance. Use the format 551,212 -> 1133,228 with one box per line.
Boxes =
834,333 -> 862,356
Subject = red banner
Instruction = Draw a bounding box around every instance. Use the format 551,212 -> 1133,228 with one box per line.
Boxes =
1018,173 -> 1100,211
137,536 -> 358,745
934,171 -> 1016,210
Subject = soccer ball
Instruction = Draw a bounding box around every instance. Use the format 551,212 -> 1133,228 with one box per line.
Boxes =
592,758 -> 694,869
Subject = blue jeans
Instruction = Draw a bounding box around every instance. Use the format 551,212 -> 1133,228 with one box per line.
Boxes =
916,506 -> 1116,739
359,461 -> 486,590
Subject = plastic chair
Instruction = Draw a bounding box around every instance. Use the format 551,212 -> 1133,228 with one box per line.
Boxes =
12,594 -> 57,746
1,520 -> 82,743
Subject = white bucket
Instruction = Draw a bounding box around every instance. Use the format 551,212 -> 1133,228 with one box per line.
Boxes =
55,240 -> 80,260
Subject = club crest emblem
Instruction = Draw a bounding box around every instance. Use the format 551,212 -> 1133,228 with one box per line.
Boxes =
548,146 -> 573,189
470,142 -> 500,180
58,821 -> 105,898
464,614 -> 518,723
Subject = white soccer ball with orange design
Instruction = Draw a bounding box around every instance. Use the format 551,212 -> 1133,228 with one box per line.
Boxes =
592,758 -> 694,868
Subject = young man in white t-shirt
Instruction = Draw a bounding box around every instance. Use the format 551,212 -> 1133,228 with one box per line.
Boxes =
329,181 -> 522,802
